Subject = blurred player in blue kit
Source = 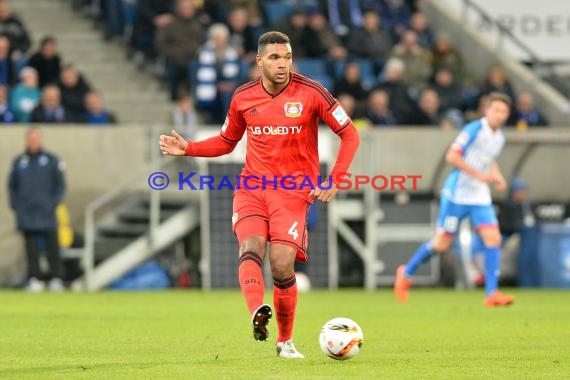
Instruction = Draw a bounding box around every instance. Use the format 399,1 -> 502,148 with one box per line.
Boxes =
395,92 -> 515,307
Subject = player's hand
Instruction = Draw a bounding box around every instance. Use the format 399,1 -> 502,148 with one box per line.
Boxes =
159,130 -> 188,156
492,173 -> 507,191
309,179 -> 338,203
475,171 -> 495,184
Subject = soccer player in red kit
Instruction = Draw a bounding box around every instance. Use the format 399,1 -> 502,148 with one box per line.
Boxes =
159,31 -> 360,358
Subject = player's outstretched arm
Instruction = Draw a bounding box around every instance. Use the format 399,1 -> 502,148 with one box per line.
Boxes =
159,130 -> 239,157
159,130 -> 188,156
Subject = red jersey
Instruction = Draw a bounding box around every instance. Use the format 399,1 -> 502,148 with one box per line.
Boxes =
186,72 -> 359,200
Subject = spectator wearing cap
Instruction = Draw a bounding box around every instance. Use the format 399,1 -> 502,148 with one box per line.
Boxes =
10,67 -> 41,122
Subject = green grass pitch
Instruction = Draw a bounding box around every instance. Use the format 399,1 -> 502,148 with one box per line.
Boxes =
0,289 -> 568,379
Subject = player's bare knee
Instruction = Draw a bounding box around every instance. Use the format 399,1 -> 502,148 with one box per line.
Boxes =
482,232 -> 501,248
269,246 -> 296,278
239,236 -> 266,259
432,235 -> 452,253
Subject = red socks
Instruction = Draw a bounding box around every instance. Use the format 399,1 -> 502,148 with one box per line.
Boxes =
273,275 -> 297,342
238,252 -> 264,315
238,252 -> 298,342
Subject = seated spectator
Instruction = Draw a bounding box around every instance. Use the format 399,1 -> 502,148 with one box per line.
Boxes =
30,85 -> 73,123
271,8 -> 308,58
479,65 -> 516,104
84,91 -> 117,125
227,6 -> 258,62
347,9 -> 392,64
431,67 -> 463,112
323,0 -> 364,37
465,93 -> 489,122
28,36 -> 61,87
0,0 -> 31,61
407,88 -> 441,125
365,89 -> 397,126
130,0 -> 175,60
375,57 -> 415,123
155,0 -> 203,101
0,35 -> 14,86
170,93 -> 201,139
195,23 -> 240,123
432,33 -> 463,81
508,91 -> 548,128
368,0 -> 411,37
337,93 -> 366,120
409,12 -> 434,49
0,84 -> 14,122
389,30 -> 432,89
303,8 -> 347,60
333,61 -> 368,101
58,65 -> 91,115
10,67 -> 40,122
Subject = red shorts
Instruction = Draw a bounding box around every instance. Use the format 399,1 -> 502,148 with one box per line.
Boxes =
232,188 -> 311,263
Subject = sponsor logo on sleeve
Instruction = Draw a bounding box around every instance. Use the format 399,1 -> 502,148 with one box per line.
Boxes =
331,104 -> 349,126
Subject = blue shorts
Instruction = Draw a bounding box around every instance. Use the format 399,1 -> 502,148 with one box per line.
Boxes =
436,195 -> 498,235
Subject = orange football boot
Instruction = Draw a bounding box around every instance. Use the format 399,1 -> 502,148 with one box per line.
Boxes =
394,265 -> 412,303
484,291 -> 515,307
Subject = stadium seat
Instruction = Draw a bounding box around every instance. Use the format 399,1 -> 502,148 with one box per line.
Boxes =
294,58 -> 334,91
262,1 -> 296,25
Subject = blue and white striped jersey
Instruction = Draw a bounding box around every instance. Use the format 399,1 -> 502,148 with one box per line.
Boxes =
442,118 -> 505,205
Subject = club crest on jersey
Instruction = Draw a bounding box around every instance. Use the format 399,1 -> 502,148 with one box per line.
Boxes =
284,102 -> 303,117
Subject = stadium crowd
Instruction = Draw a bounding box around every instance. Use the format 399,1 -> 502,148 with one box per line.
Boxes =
0,0 -> 117,125
17,0 -> 549,129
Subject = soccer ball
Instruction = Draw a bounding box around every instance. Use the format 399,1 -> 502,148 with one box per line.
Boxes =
319,317 -> 364,360
295,272 -> 311,293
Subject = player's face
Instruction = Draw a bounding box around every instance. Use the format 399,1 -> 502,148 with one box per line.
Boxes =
485,100 -> 510,129
257,43 -> 293,86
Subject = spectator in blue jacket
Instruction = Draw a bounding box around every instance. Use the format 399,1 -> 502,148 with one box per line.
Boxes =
8,128 -> 66,292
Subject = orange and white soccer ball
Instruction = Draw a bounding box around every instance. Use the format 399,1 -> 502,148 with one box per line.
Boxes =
319,317 -> 364,360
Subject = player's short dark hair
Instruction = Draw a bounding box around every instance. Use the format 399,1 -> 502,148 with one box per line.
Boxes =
487,92 -> 512,108
258,31 -> 290,54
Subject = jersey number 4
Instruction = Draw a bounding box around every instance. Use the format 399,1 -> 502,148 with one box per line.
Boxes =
288,221 -> 299,240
